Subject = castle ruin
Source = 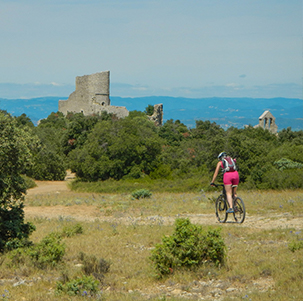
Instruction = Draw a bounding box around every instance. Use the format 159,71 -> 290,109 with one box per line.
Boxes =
58,71 -> 129,119
58,71 -> 163,126
254,110 -> 278,134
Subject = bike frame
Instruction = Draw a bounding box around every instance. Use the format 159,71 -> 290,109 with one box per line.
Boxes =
213,183 -> 246,223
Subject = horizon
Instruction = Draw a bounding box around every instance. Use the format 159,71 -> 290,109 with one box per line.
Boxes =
0,1 -> 302,100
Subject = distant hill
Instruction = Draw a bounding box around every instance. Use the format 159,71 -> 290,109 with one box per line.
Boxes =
0,96 -> 302,130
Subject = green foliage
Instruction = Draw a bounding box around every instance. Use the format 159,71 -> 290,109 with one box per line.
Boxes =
150,218 -> 226,277
56,275 -> 99,296
22,175 -> 37,190
274,158 -> 303,171
131,188 -> 152,199
27,147 -> 66,180
289,240 -> 303,252
68,116 -> 162,181
0,112 -> 38,252
149,164 -> 172,179
8,108 -> 303,190
144,104 -> 154,116
61,223 -> 83,237
14,113 -> 35,128
38,111 -> 67,129
60,112 -> 105,156
27,232 -> 65,268
159,119 -> 190,146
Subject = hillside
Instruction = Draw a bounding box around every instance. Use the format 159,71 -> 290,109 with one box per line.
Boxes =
0,96 -> 302,130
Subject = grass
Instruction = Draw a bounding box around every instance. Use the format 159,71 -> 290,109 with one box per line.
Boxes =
0,187 -> 302,300
69,176 -> 206,193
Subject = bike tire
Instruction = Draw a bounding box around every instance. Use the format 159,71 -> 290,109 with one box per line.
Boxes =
215,195 -> 227,223
233,197 -> 246,223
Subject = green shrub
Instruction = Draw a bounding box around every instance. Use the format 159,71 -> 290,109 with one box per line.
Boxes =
22,175 -> 37,190
28,232 -> 65,268
56,275 -> 99,296
150,218 -> 226,277
0,203 -> 36,252
131,188 -> 152,199
274,158 -> 303,171
28,148 -> 66,181
7,247 -> 28,267
61,223 -> 83,238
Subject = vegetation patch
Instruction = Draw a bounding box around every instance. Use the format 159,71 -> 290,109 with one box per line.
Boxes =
131,188 -> 152,199
150,218 -> 226,277
56,274 -> 100,297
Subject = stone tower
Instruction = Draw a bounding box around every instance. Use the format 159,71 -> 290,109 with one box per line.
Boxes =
58,71 -> 129,119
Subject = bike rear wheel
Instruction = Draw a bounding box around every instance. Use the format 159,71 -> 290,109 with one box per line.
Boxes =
233,197 -> 246,223
215,195 -> 227,223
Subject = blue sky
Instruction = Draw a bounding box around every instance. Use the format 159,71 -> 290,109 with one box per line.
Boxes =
0,0 -> 302,99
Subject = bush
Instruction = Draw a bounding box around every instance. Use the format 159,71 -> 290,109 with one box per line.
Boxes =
22,175 -> 37,190
0,203 -> 36,252
28,232 -> 65,268
150,218 -> 226,277
56,275 -> 99,296
131,189 -> 152,199
289,240 -> 303,252
61,223 -> 83,238
28,148 -> 66,181
78,252 -> 111,282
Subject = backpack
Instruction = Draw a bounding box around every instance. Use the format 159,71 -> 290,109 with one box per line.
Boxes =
222,156 -> 237,173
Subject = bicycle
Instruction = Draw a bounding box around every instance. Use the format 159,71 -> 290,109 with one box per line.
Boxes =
212,184 -> 246,223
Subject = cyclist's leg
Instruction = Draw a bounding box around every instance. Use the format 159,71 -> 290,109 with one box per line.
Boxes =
232,185 -> 238,198
225,185 -> 233,209
231,171 -> 239,198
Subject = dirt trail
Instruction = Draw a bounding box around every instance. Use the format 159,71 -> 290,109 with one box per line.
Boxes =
24,180 -> 303,230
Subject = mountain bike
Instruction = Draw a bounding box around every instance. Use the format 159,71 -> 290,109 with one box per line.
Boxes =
213,184 -> 246,223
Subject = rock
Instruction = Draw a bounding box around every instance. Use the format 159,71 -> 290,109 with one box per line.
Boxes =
226,287 -> 237,293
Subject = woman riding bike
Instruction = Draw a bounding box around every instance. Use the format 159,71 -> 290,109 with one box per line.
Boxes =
210,152 -> 239,213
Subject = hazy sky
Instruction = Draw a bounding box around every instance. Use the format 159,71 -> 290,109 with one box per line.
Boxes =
0,0 -> 302,99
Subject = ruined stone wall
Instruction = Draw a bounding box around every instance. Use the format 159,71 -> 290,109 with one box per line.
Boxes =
58,71 -> 129,119
148,103 -> 163,126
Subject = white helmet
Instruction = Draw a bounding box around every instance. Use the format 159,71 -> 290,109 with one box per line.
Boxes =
218,152 -> 227,159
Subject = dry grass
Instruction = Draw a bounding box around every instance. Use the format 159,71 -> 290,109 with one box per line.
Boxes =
0,189 -> 302,300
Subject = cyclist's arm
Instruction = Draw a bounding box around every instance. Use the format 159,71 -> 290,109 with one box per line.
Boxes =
211,161 -> 222,184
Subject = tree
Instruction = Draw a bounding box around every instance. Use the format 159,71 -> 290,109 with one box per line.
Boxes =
0,112 -> 37,251
68,116 -> 163,181
158,119 -> 189,146
14,113 -> 35,128
144,104 -> 154,116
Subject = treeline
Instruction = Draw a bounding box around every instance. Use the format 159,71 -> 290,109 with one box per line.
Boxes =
4,108 -> 303,190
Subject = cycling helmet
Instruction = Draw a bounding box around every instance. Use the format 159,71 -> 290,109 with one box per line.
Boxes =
218,152 -> 227,159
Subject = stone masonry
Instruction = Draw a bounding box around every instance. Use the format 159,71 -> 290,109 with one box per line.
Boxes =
58,71 -> 163,126
254,110 -> 278,134
148,103 -> 163,126
58,71 -> 129,119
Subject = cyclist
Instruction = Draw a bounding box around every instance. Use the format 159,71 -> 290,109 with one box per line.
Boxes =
210,152 -> 239,213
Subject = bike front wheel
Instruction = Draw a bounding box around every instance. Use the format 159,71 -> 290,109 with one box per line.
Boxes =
215,195 -> 227,223
233,197 -> 246,223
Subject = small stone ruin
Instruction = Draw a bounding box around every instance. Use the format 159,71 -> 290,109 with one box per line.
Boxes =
254,110 -> 278,134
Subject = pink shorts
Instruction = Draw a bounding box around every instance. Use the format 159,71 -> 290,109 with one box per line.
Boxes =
223,171 -> 239,186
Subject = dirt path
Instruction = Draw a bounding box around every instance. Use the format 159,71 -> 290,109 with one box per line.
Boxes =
24,180 -> 303,230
